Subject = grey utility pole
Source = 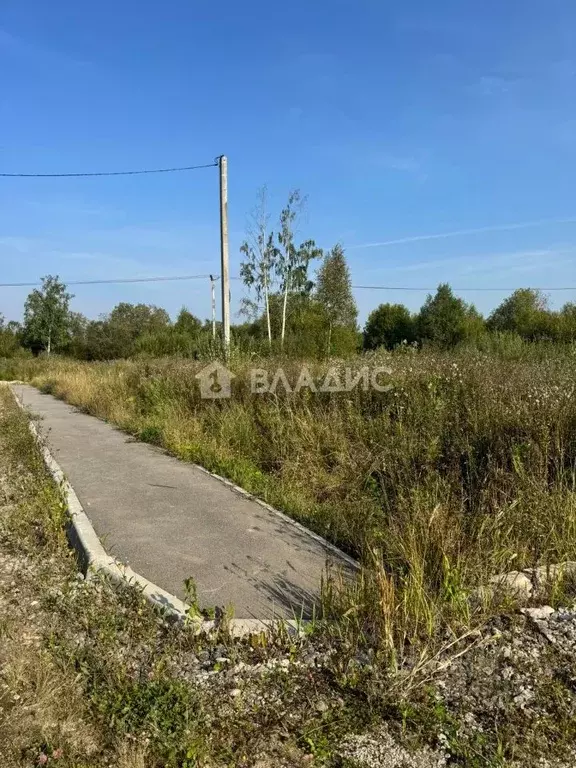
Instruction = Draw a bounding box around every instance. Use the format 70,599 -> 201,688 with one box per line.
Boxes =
209,274 -> 218,339
218,155 -> 231,354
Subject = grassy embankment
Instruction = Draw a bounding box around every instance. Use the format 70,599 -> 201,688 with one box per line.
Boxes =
3,348 -> 576,657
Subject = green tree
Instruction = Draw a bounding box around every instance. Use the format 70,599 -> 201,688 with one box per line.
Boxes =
134,328 -> 203,358
83,319 -> 117,360
0,315 -> 20,357
363,303 -> 415,350
239,187 -> 276,346
273,297 -> 324,358
23,275 -> 73,355
174,308 -> 202,337
107,303 -> 170,352
136,309 -> 208,359
417,284 -> 479,349
460,305 -> 487,346
108,303 -> 170,335
487,289 -> 551,340
276,190 -> 322,350
232,320 -> 267,353
316,244 -> 358,354
84,304 -> 170,360
63,312 -> 89,358
558,302 -> 576,342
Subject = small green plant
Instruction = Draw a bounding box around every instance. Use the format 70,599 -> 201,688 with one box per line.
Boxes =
139,424 -> 163,445
90,676 -> 205,766
183,575 -> 202,621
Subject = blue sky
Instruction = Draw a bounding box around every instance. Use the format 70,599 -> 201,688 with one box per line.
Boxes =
1,0 -> 576,324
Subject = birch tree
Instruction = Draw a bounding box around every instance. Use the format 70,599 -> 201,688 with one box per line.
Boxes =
276,190 -> 322,350
239,187 -> 276,346
23,275 -> 72,355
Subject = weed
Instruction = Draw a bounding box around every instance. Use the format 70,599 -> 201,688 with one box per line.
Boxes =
138,424 -> 163,445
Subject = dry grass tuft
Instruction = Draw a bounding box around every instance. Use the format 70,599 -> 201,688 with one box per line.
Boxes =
0,632 -> 101,765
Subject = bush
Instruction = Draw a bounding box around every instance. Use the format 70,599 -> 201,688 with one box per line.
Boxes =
364,304 -> 415,350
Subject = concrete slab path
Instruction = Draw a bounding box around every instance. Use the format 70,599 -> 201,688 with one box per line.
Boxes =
13,385 -> 355,619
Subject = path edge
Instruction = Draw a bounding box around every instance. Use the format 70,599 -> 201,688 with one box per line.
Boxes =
6,383 -> 312,638
190,460 -> 358,570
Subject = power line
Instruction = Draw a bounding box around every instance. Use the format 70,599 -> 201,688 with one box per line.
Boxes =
230,277 -> 576,292
1,274 -> 575,292
350,285 -> 576,292
0,274 -> 212,288
0,161 -> 218,178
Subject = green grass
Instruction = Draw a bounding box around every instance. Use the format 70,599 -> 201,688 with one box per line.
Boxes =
5,349 -> 576,656
4,362 -> 576,765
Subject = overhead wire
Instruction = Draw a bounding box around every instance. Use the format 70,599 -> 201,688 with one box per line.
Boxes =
0,161 -> 218,178
229,277 -> 576,292
0,159 -> 574,292
0,275 -> 212,288
0,275 -> 575,291
349,284 -> 576,292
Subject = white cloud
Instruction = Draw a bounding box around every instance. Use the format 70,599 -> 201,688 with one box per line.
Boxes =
0,27 -> 91,68
287,106 -> 304,122
477,75 -> 511,96
347,217 -> 576,249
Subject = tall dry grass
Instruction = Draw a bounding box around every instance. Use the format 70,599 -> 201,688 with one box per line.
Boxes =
7,348 -> 576,655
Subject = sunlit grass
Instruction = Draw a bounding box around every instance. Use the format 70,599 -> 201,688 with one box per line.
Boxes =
5,347 -> 576,657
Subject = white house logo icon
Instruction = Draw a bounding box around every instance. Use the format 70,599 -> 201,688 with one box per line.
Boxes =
195,362 -> 235,399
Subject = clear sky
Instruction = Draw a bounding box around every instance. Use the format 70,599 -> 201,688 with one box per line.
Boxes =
1,0 -> 576,325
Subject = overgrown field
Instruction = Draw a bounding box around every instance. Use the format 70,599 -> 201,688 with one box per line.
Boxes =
3,348 -> 576,654
4,359 -> 576,765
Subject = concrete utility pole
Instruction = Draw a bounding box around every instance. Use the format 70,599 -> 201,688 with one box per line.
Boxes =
218,155 -> 231,355
209,274 -> 218,340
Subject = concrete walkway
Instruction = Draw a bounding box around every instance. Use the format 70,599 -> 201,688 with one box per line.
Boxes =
14,385 -> 355,619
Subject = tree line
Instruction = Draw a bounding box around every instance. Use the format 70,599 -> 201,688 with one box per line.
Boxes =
3,277 -> 576,362
364,284 -> 576,350
1,188 -> 576,359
